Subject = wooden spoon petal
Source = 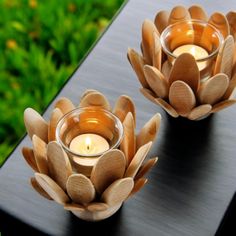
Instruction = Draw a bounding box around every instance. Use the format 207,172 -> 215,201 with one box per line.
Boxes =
168,5 -> 191,25
152,32 -> 162,70
48,108 -> 63,142
120,112 -> 136,166
64,203 -> 85,212
223,74 -> 236,100
155,98 -> 179,118
169,53 -> 200,93
87,202 -> 109,212
214,35 -> 234,78
66,174 -> 95,204
54,97 -> 75,115
142,19 -> 159,64
136,114 -> 161,149
128,178 -> 148,199
32,135 -> 48,175
187,104 -> 212,120
211,99 -> 236,113
154,10 -> 169,34
125,141 -> 152,178
113,95 -> 136,124
161,60 -> 172,80
169,80 -> 196,116
226,11 -> 236,40
30,177 -> 52,200
24,108 -> 48,143
35,173 -> 70,205
188,5 -> 207,21
208,12 -> 230,39
47,141 -> 73,191
140,87 -> 157,103
127,48 -> 149,88
134,157 -> 158,180
198,73 -> 229,105
22,147 -> 38,172
144,65 -> 168,98
101,178 -> 134,206
79,91 -> 111,110
90,149 -> 126,194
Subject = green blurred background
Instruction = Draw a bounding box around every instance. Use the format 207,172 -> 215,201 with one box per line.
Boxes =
0,0 -> 125,165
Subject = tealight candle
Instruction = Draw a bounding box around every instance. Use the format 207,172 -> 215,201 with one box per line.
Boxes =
172,44 -> 209,71
69,133 -> 109,156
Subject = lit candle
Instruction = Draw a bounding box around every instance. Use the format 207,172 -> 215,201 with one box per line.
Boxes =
69,133 -> 110,156
172,44 -> 209,71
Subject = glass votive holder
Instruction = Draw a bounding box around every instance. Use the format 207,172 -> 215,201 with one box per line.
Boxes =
56,107 -> 123,176
160,20 -> 224,80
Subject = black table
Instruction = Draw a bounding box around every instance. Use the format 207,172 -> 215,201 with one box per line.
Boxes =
1,0 -> 236,235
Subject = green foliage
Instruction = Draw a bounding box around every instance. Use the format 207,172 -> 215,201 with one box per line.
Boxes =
0,0 -> 124,165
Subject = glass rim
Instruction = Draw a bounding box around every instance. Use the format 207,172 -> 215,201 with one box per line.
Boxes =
160,19 -> 224,62
55,107 -> 124,157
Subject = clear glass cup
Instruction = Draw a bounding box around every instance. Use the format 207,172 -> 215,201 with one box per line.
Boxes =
56,107 -> 123,175
160,20 -> 224,79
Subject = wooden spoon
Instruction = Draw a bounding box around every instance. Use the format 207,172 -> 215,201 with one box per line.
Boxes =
143,65 -> 168,98
79,91 -> 111,110
66,174 -> 96,205
24,108 -> 48,143
134,157 -> 158,180
140,87 -> 157,103
208,12 -> 230,39
142,19 -> 159,64
54,97 -> 75,115
113,95 -> 136,124
90,149 -> 126,194
136,114 -> 161,149
30,177 -> 52,200
87,202 -> 109,212
120,112 -> 136,166
48,108 -> 63,142
155,98 -> 179,118
168,6 -> 191,25
47,141 -> 72,191
22,147 -> 38,172
188,5 -> 207,21
35,173 -> 70,205
154,10 -> 169,34
223,74 -> 236,100
226,11 -> 236,40
169,53 -> 200,93
125,141 -> 152,178
152,32 -> 162,70
32,135 -> 48,175
161,60 -> 172,80
169,80 -> 196,117
101,178 -> 134,206
127,48 -> 149,88
128,178 -> 148,199
187,104 -> 212,120
188,104 -> 212,120
64,203 -> 85,212
211,99 -> 236,113
214,35 -> 235,78
198,73 -> 229,105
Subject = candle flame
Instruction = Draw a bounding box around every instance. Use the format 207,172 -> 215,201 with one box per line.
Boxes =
85,137 -> 91,150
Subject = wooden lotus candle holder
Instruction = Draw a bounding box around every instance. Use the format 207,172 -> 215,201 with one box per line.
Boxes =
128,5 -> 236,120
22,89 -> 161,221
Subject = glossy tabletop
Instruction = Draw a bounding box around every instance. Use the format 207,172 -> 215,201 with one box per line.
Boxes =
0,0 -> 236,235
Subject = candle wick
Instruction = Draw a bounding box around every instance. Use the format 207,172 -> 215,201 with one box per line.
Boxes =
87,145 -> 90,150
